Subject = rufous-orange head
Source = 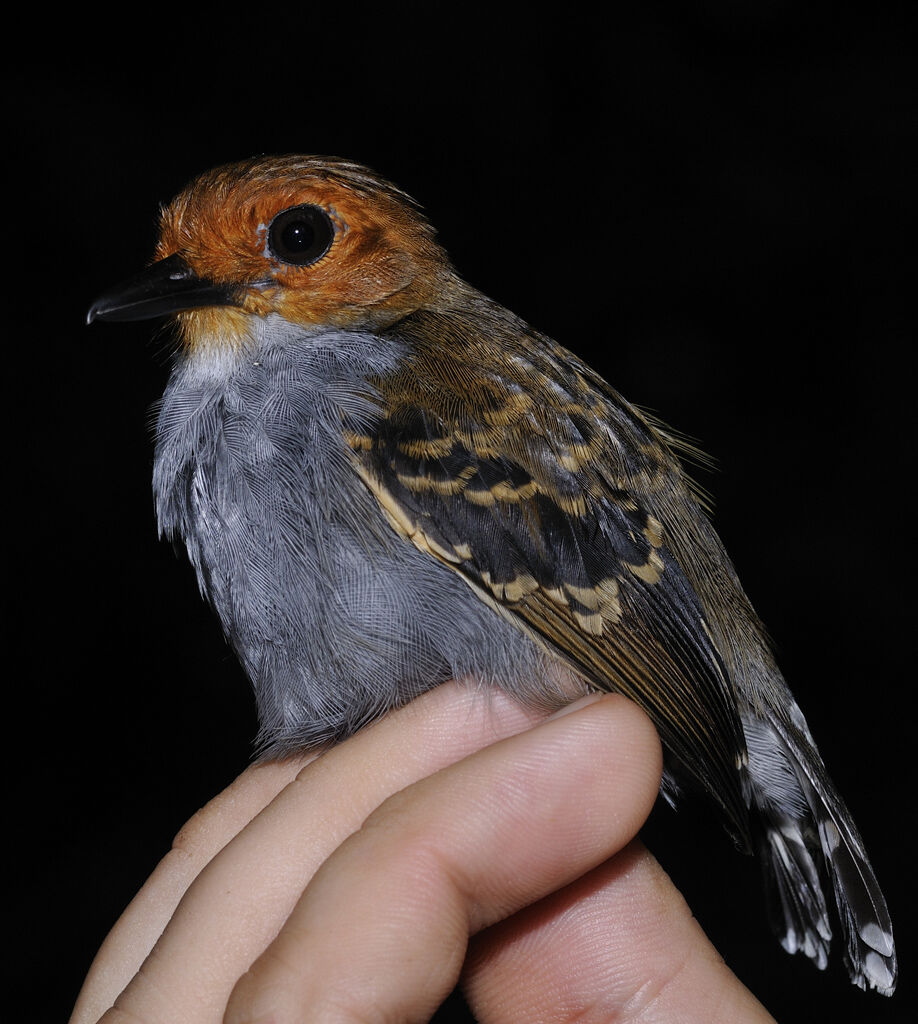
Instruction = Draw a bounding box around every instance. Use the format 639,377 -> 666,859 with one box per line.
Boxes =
91,155 -> 455,352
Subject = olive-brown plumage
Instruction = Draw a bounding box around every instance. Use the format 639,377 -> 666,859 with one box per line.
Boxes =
88,155 -> 896,996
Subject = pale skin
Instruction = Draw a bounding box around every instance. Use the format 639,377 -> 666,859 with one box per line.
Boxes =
70,685 -> 776,1024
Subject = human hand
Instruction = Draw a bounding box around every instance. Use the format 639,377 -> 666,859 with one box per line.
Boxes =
70,684 -> 775,1023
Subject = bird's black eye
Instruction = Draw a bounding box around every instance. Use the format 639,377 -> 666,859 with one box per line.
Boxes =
267,205 -> 335,266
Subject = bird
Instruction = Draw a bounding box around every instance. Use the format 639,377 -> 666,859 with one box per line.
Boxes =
88,154 -> 896,996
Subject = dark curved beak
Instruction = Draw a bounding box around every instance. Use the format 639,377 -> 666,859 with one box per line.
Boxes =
87,253 -> 242,325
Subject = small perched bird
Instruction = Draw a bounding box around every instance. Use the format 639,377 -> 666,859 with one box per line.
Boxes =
89,155 -> 895,995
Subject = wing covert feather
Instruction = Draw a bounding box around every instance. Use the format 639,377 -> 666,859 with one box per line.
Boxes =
344,309 -> 751,840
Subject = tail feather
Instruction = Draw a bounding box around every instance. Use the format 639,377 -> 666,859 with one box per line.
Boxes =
801,772 -> 897,994
760,818 -> 831,968
744,712 -> 897,995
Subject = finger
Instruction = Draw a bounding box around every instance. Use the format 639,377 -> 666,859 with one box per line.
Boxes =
86,681 -> 546,1024
69,755 -> 315,1024
464,840 -> 777,1024
224,694 -> 661,1024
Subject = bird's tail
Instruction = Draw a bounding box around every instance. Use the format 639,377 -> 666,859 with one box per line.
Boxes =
744,714 -> 897,995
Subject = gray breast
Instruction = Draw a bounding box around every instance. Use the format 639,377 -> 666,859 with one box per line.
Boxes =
152,320 -> 564,754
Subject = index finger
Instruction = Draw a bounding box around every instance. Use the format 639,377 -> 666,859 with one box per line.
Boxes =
73,681 -> 547,1024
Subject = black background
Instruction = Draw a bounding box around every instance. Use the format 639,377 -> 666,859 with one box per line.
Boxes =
12,4 -> 914,1022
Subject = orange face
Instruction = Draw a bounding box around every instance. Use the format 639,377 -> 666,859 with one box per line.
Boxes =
154,155 -> 451,347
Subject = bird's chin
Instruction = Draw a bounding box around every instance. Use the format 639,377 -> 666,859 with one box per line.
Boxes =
174,305 -> 258,359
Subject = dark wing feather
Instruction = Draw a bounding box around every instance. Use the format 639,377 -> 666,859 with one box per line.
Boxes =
348,307 -> 751,843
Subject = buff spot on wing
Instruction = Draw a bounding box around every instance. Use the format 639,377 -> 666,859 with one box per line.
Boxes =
395,464 -> 476,495
343,430 -> 375,452
625,548 -> 665,585
560,578 -> 623,631
564,583 -> 600,611
553,493 -> 589,516
479,571 -> 539,603
573,610 -> 604,635
354,464 -> 464,564
490,479 -> 539,502
644,514 -> 664,548
465,488 -> 496,506
480,388 -> 536,427
396,435 -> 458,458
596,576 -> 623,623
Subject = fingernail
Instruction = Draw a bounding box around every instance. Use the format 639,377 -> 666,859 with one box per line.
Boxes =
546,692 -> 606,721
